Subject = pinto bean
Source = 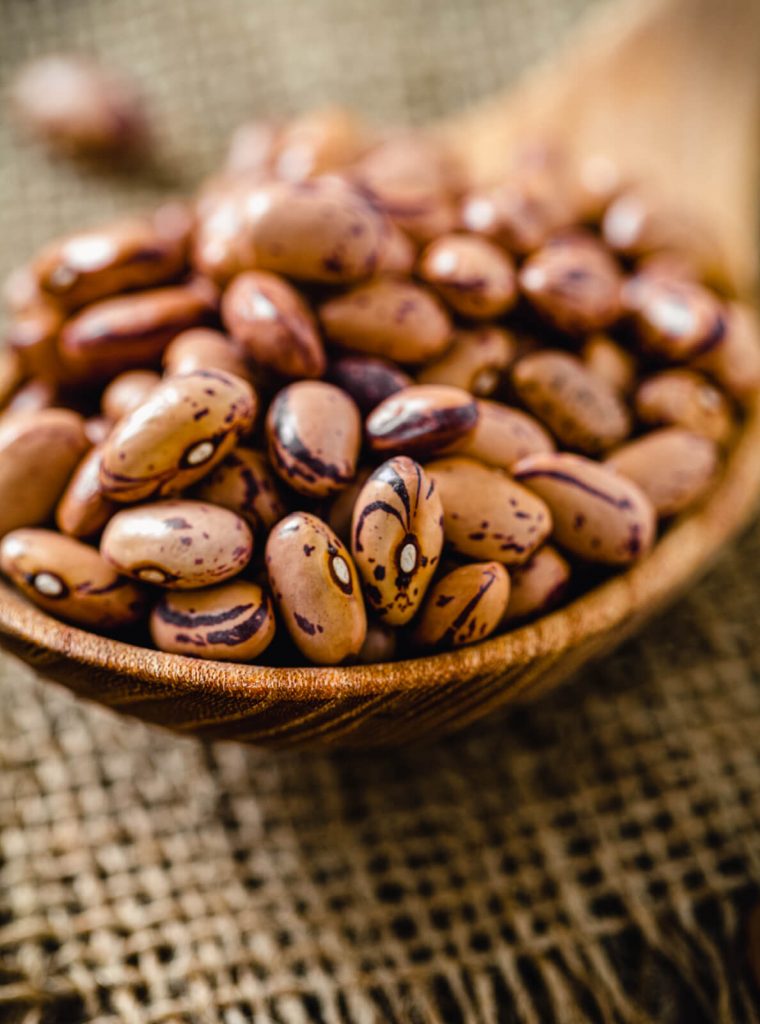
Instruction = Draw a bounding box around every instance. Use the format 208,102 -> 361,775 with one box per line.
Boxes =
416,326 -> 515,396
193,448 -> 287,534
413,561 -> 510,649
418,233 -> 517,319
634,369 -> 734,444
101,370 -> 161,422
442,399 -> 555,470
56,444 -> 118,538
502,546 -> 571,624
366,385 -> 479,455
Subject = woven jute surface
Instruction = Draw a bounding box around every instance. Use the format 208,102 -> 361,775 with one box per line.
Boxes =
1,0 -> 760,1021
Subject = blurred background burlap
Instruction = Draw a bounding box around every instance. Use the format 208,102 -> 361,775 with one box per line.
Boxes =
1,0 -> 760,1021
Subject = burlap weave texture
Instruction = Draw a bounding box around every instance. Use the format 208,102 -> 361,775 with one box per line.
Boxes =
1,0 -> 759,1021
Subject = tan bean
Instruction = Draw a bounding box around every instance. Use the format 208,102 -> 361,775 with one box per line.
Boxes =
602,188 -> 715,273
6,302 -> 65,380
502,546 -> 571,624
10,55 -> 146,158
512,350 -> 630,454
693,302 -> 760,399
0,528 -> 147,629
150,580 -> 275,661
418,233 -> 517,319
222,271 -> 325,378
101,369 -> 256,503
426,456 -> 552,565
519,233 -> 623,333
326,467 -> 372,543
513,452 -> 656,564
274,107 -> 366,182
634,369 -> 733,444
32,214 -> 186,310
581,334 -> 637,395
351,456 -> 443,625
194,448 -> 287,534
319,277 -> 452,364
56,444 -> 118,539
366,385 -> 479,456
605,428 -> 718,517
356,621 -> 397,664
58,281 -> 216,382
416,326 -> 515,396
0,350 -> 24,410
328,355 -> 412,414
375,221 -> 416,275
442,399 -> 555,470
623,275 -> 726,361
265,512 -> 366,664
413,561 -> 510,649
101,370 -> 161,422
266,381 -> 360,497
0,409 -> 89,537
162,328 -> 251,380
460,176 -> 573,254
100,499 -> 252,588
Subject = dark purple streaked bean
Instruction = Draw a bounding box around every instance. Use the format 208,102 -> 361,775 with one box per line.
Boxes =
513,451 -> 656,565
417,233 -> 517,320
150,580 -> 276,661
266,381 -> 361,497
100,499 -> 253,589
512,350 -> 630,454
265,511 -> 366,664
100,369 -> 257,503
502,546 -> 571,624
426,456 -> 552,565
0,528 -> 147,630
634,369 -> 733,444
417,326 -> 515,396
413,561 -> 510,649
328,355 -> 413,414
351,456 -> 443,625
193,447 -> 287,534
366,385 -> 478,456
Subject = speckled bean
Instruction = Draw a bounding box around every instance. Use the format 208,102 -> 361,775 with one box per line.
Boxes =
100,499 -> 252,588
413,561 -> 510,649
513,451 -> 656,564
222,270 -> 325,378
162,328 -> 251,380
416,326 -> 515,396
56,444 -> 118,539
0,409 -> 89,537
512,350 -> 630,454
265,512 -> 366,664
150,580 -> 276,661
328,355 -> 412,414
266,381 -> 361,497
623,275 -> 726,361
418,233 -> 517,319
426,456 -> 552,565
693,302 -> 760,399
100,369 -> 257,502
605,428 -> 718,517
502,546 -> 571,624
101,370 -> 161,422
442,399 -> 555,470
351,456 -> 443,625
319,277 -> 452,364
366,385 -> 479,455
460,176 -> 573,254
581,334 -> 637,395
375,221 -> 416,275
634,369 -> 733,444
0,528 -> 146,629
194,448 -> 287,534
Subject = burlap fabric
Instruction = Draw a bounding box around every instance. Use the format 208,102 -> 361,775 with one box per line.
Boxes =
1,0 -> 759,1021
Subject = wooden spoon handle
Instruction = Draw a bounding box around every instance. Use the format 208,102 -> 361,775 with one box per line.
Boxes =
440,0 -> 760,290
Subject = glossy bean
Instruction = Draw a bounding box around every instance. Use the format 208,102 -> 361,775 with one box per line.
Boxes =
413,561 -> 510,649
56,444 -> 118,538
502,546 -> 571,624
101,370 -> 160,422
162,327 -> 251,380
634,369 -> 733,444
623,275 -> 726,361
581,334 -> 637,395
460,176 -> 573,254
693,302 -> 760,399
366,385 -> 478,455
416,326 -> 515,396
194,448 -> 287,534
442,399 -> 555,470
418,233 -> 517,319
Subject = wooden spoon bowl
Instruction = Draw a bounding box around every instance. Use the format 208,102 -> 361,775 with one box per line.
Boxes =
1,0 -> 758,749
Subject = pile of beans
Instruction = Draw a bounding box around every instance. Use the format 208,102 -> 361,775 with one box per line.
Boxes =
2,106 -> 759,666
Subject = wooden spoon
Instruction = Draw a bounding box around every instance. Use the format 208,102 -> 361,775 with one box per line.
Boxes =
1,0 -> 759,749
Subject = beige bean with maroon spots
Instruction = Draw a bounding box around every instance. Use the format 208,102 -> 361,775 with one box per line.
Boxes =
222,270 -> 325,378
56,444 -> 118,539
623,275 -> 726,361
266,381 -> 360,498
418,233 -> 517,319
512,350 -> 630,454
0,409 -> 89,537
366,385 -> 478,456
0,528 -> 147,629
100,369 -> 256,503
265,512 -> 366,664
162,328 -> 252,381
502,546 -> 571,624
150,580 -> 275,661
413,561 -> 510,649
693,302 -> 760,400
319,278 -> 452,364
351,456 -> 443,625
513,452 -> 656,565
417,326 -> 515,396
605,428 -> 718,517
426,456 -> 552,566
442,400 -> 554,470
100,500 -> 252,589
101,370 -> 161,422
581,335 -> 636,395
194,448 -> 287,535
634,369 -> 733,444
